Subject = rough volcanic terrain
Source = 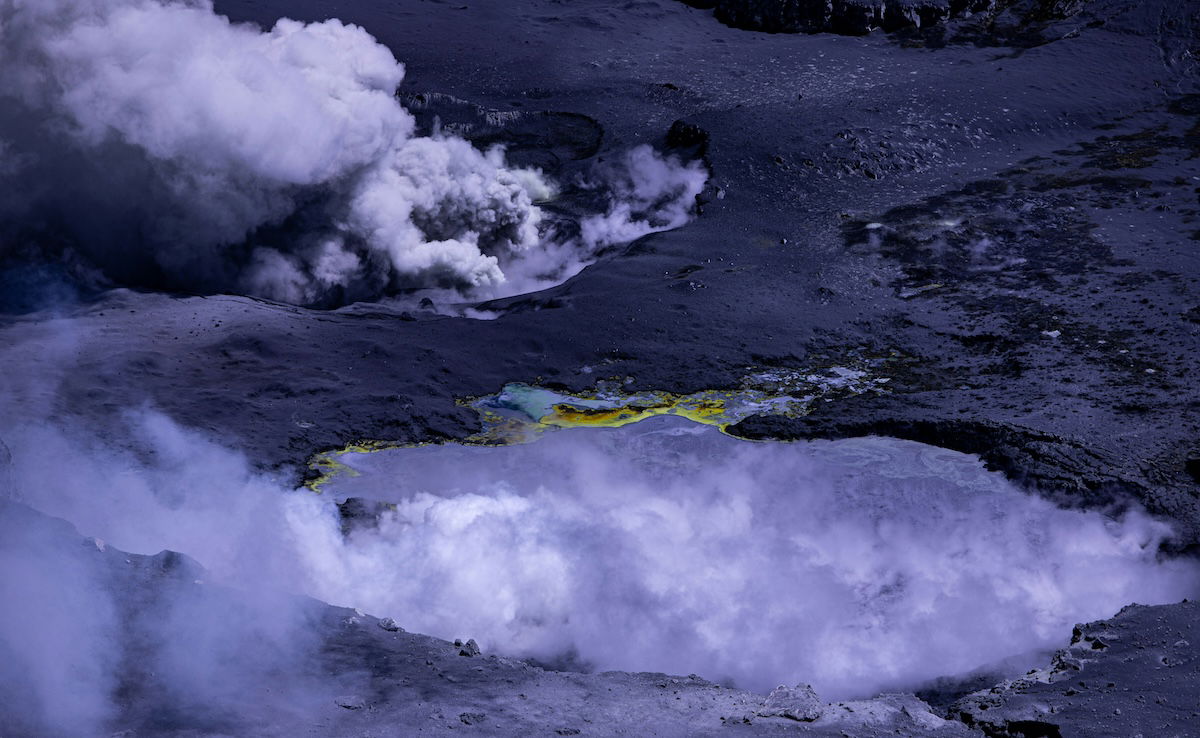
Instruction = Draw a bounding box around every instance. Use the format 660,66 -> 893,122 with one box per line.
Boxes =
2,0 -> 1199,735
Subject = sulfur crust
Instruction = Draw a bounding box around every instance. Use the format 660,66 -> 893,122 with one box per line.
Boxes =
304,363 -> 893,492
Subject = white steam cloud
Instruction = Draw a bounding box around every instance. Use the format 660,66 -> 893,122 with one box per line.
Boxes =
297,421 -> 1200,696
0,0 -> 705,306
3,410 -> 1196,732
0,505 -> 120,735
579,146 -> 709,249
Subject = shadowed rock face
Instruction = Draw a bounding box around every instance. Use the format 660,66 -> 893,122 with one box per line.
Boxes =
705,0 -> 986,34
951,600 -> 1200,738
684,0 -> 1085,35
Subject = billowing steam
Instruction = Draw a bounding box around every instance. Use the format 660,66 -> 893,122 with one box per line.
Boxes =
579,145 -> 709,249
3,410 -> 1197,735
0,0 -> 705,307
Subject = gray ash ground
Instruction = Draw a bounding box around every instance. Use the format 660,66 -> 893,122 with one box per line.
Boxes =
2,0 -> 1200,735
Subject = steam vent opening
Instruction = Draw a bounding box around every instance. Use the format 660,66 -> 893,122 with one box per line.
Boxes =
315,417 -> 1200,700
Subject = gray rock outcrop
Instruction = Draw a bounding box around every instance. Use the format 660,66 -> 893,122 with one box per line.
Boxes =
952,601 -> 1200,738
758,683 -> 825,721
700,0 -> 992,34
684,0 -> 1087,35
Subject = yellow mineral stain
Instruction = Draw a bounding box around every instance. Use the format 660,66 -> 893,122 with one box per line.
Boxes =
305,438 -> 410,493
303,361 -> 897,493
545,401 -> 673,428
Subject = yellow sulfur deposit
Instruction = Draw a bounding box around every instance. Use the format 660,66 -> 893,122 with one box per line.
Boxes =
304,364 -> 893,492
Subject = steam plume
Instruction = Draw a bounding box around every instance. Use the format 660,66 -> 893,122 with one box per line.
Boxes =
0,0 -> 705,307
3,410 -> 1196,732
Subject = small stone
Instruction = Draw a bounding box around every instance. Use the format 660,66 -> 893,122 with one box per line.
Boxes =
459,711 -> 486,725
335,695 -> 366,710
378,617 -> 403,632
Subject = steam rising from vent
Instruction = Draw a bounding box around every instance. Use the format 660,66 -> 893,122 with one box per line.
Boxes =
579,146 -> 709,249
4,410 -> 1197,732
0,0 -> 706,307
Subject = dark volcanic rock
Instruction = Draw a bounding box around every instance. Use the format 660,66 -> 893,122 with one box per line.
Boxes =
715,0 -> 833,34
884,0 -> 952,31
336,497 -> 395,537
709,0 -> 979,34
456,638 -> 482,657
829,0 -> 886,34
952,601 -> 1200,738
693,0 -> 1090,35
1026,0 -> 1089,22
1187,450 -> 1200,485
666,119 -> 711,155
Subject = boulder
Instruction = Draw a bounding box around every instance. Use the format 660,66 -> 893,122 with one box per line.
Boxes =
757,683 -> 824,721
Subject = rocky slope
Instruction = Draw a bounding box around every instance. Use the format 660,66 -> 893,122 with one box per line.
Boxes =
952,600 -> 1200,737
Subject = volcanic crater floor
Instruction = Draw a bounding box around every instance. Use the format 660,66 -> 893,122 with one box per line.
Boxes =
2,0 -> 1200,735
